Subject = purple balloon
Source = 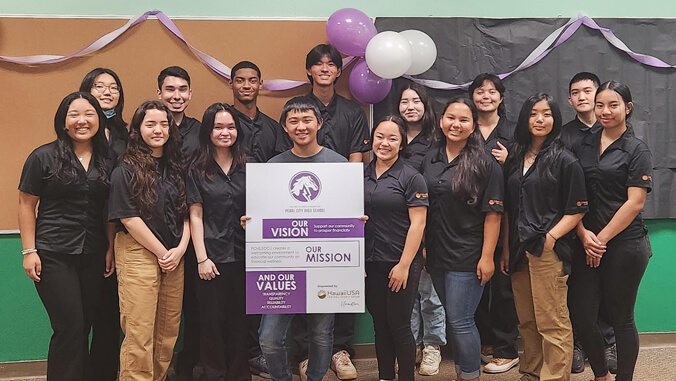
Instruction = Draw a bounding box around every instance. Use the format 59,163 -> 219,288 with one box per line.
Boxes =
349,59 -> 392,104
326,8 -> 378,56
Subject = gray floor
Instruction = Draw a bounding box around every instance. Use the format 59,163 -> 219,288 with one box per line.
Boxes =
2,346 -> 675,380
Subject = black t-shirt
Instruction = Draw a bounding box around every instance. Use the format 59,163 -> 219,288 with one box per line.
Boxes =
18,141 -> 113,255
402,133 -> 430,173
561,117 -> 602,151
186,161 -> 246,263
105,116 -> 128,160
482,117 -> 516,156
277,92 -> 371,159
108,160 -> 184,249
421,146 -> 504,272
505,149 -> 588,273
177,116 -> 201,163
364,158 -> 429,263
573,128 -> 653,241
237,108 -> 284,163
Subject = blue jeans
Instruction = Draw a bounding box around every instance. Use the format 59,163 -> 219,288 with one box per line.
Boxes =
259,313 -> 335,381
411,270 -> 447,346
431,270 -> 484,380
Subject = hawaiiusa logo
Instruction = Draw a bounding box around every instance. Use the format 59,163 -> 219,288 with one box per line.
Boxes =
289,171 -> 322,202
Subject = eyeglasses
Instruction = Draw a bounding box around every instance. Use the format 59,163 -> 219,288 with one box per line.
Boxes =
92,83 -> 120,94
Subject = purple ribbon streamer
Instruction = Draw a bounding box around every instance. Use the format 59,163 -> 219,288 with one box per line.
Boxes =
405,15 -> 676,91
2,12 -> 673,92
0,10 -> 359,91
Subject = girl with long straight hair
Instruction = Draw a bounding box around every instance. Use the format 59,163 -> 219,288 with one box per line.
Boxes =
421,96 -> 503,381
364,115 -> 428,381
397,82 -> 436,171
502,93 -> 588,380
19,91 -> 112,381
108,100 -> 190,381
569,81 -> 653,381
187,103 -> 252,381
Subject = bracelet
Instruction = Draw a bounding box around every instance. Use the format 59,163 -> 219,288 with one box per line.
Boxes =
547,232 -> 558,241
197,258 -> 209,264
21,248 -> 37,255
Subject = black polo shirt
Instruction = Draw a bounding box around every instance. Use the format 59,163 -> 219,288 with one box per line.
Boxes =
482,117 -> 516,156
108,160 -> 184,249
186,161 -> 246,263
19,142 -> 113,255
364,158 -> 428,263
177,115 -> 201,163
421,146 -> 504,272
402,133 -> 431,172
505,149 -> 588,273
277,92 -> 371,159
573,128 -> 653,241
106,117 -> 128,160
561,116 -> 602,151
237,108 -> 284,163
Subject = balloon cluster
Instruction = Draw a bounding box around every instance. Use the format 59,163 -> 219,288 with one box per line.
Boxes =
326,8 -> 437,104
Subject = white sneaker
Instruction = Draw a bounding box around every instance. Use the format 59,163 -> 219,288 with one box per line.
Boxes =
418,345 -> 441,376
331,350 -> 357,380
483,357 -> 520,374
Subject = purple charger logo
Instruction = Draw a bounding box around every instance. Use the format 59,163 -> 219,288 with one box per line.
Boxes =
289,171 -> 321,202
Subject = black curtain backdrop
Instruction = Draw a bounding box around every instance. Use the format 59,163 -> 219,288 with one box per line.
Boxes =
373,17 -> 676,218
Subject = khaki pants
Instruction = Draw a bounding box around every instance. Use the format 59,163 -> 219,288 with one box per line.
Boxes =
115,232 -> 184,381
512,248 -> 573,381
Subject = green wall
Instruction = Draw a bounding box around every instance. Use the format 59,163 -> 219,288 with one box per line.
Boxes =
2,219 -> 675,361
1,0 -> 675,18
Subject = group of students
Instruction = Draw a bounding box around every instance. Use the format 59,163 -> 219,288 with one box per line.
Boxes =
18,40 -> 651,381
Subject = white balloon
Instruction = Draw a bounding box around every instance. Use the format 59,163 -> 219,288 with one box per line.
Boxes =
365,31 -> 413,79
400,30 -> 437,75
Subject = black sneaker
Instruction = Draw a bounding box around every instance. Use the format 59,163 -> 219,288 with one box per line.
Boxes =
571,345 -> 585,374
249,354 -> 272,379
606,344 -> 618,374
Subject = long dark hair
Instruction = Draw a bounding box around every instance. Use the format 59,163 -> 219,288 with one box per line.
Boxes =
121,101 -> 188,220
371,115 -> 411,159
596,80 -> 633,120
468,73 -> 507,117
79,68 -> 127,137
191,103 -> 249,179
436,96 -> 489,205
398,82 -> 436,142
51,92 -> 109,185
506,93 -> 564,189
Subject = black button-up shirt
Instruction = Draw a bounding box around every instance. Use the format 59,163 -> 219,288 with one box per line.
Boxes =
177,115 -> 201,162
106,117 -> 128,160
19,142 -> 113,255
573,128 -> 653,241
402,133 -> 431,173
237,108 -> 284,163
482,117 -> 515,156
505,149 -> 588,273
560,116 -> 602,151
364,158 -> 428,263
186,161 -> 246,263
421,146 -> 504,272
277,92 -> 371,159
109,160 -> 184,249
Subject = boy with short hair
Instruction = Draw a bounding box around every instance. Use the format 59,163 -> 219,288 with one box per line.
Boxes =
157,66 -> 201,160
561,72 -> 602,150
259,96 -> 345,381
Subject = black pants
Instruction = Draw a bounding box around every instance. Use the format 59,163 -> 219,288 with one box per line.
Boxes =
175,244 -> 201,378
35,251 -> 104,381
196,262 -> 251,381
365,258 -> 422,381
474,247 -> 519,359
85,272 -> 120,381
569,236 -> 651,381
